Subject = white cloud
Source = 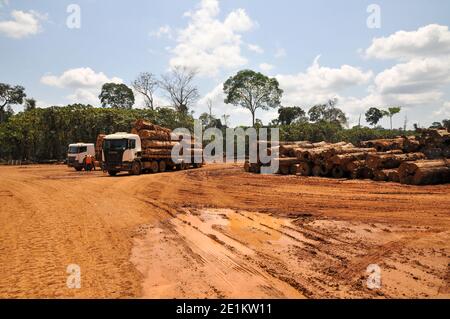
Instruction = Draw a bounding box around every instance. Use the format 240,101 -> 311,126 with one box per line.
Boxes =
41,67 -> 122,88
150,25 -> 172,39
275,47 -> 286,58
433,101 -> 450,117
169,0 -> 256,77
276,56 -> 373,107
365,24 -> 450,60
41,68 -> 123,105
248,43 -> 263,54
373,57 -> 450,95
259,63 -> 274,72
0,10 -> 46,39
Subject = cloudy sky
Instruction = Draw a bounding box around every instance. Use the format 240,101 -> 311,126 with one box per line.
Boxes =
1,0 -> 450,128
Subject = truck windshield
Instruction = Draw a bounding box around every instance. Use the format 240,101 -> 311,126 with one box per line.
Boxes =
68,146 -> 79,154
103,139 -> 127,151
68,146 -> 87,154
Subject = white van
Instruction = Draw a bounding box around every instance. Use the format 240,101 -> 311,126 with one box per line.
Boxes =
67,143 -> 95,171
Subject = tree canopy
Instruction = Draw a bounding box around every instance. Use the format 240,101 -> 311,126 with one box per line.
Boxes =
99,83 -> 135,109
131,72 -> 158,109
308,99 -> 347,126
0,83 -> 26,123
365,107 -> 384,126
159,66 -> 199,114
277,106 -> 307,125
223,70 -> 283,127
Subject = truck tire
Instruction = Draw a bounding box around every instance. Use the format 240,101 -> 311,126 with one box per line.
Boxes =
75,167 -> 83,172
150,161 -> 159,174
131,161 -> 141,175
108,170 -> 118,176
159,161 -> 166,172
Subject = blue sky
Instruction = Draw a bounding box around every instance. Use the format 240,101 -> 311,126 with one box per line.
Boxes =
1,0 -> 450,128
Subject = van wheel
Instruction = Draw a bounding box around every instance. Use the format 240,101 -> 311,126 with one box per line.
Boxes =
131,161 -> 141,175
108,171 -> 118,176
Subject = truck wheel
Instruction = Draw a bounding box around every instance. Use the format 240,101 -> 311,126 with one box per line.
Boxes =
131,161 -> 141,175
159,161 -> 166,172
75,167 -> 82,172
150,161 -> 159,174
108,171 -> 118,176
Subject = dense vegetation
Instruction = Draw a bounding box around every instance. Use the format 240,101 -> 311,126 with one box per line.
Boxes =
0,104 -> 194,161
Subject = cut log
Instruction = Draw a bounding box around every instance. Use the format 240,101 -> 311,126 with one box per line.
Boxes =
134,120 -> 172,133
402,137 -> 421,153
366,152 -> 426,170
399,160 -> 450,185
327,151 -> 375,168
312,164 -> 329,177
373,169 -> 398,182
387,169 -> 400,183
141,140 -> 180,149
331,166 -> 346,179
360,138 -> 405,152
297,162 -> 312,176
350,167 -> 374,180
346,160 -> 366,172
139,130 -> 171,141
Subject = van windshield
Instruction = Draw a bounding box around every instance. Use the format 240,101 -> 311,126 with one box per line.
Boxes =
68,146 -> 87,154
103,139 -> 127,151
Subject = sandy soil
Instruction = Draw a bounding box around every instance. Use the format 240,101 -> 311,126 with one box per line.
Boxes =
0,164 -> 449,298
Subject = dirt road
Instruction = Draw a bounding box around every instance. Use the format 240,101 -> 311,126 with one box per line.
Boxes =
0,164 -> 449,298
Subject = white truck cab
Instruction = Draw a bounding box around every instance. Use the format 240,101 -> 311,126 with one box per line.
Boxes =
102,133 -> 142,176
67,143 -> 95,171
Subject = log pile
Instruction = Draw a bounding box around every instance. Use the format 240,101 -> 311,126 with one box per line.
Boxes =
132,120 -> 203,162
95,134 -> 106,161
244,128 -> 450,185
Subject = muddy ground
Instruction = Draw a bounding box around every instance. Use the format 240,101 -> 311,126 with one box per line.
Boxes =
0,164 -> 449,298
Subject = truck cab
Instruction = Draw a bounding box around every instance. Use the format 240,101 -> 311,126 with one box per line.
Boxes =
102,133 -> 142,176
67,143 -> 95,171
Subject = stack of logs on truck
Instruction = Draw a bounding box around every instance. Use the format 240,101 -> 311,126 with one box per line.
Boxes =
244,128 -> 450,185
131,120 -> 203,171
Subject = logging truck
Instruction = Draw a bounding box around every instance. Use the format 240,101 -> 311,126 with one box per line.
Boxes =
102,132 -> 202,176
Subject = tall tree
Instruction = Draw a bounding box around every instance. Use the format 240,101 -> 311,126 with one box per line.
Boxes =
99,83 -> 135,109
223,70 -> 283,127
278,106 -> 307,125
159,66 -> 199,114
131,72 -> 158,110
442,119 -> 450,131
383,107 -> 401,130
24,98 -> 36,112
365,107 -> 384,126
308,98 -> 347,126
0,83 -> 26,123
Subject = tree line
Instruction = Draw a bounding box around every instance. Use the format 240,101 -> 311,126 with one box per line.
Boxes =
1,68 -> 449,161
